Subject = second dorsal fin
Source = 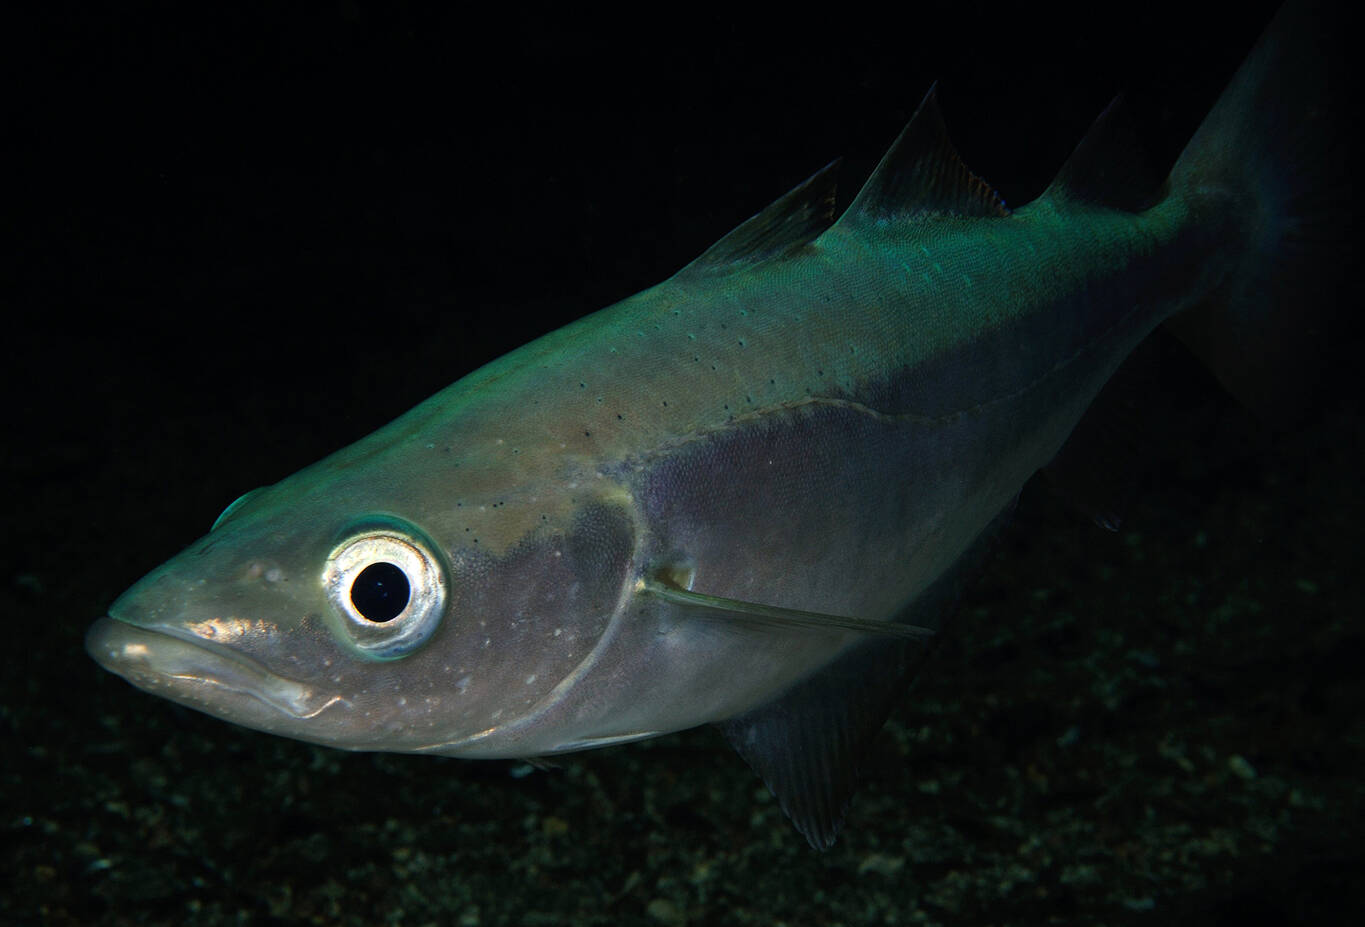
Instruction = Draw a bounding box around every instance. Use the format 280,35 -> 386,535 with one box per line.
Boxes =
678,159 -> 839,277
1042,96 -> 1163,212
838,84 -> 1009,230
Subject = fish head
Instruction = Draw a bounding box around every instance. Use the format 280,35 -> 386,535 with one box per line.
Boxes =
85,427 -> 641,759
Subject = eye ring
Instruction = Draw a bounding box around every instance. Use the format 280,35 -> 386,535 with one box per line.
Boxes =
322,527 -> 447,659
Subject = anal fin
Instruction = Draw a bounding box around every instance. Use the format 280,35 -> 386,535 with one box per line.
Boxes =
718,628 -> 924,850
838,84 -> 1009,230
718,517 -> 1006,849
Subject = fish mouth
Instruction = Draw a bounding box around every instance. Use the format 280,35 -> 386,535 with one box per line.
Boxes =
85,616 -> 346,722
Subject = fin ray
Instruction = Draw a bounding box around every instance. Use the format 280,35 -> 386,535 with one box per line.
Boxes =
678,160 -> 839,276
1042,96 -> 1163,212
640,576 -> 935,641
838,84 -> 1009,229
715,503 -> 1015,848
719,632 -> 920,849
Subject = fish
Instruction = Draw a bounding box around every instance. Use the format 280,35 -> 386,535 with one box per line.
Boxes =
85,1 -> 1340,849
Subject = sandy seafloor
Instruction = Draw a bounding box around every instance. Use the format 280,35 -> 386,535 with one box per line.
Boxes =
5,4 -> 1360,925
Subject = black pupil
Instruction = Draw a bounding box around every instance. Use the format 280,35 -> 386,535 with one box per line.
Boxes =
350,562 -> 411,622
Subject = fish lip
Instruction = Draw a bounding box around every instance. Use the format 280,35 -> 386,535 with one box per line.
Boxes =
85,615 -> 345,722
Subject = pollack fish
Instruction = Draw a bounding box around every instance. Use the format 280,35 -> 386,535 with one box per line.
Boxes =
85,2 -> 1340,847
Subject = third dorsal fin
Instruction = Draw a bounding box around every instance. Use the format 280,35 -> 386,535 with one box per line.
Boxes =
1042,96 -> 1163,212
838,84 -> 1009,230
678,159 -> 839,277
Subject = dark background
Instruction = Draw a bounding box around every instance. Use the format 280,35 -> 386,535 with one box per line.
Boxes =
6,3 -> 1360,925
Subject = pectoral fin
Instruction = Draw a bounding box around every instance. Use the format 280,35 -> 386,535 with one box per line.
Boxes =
638,576 -> 935,641
711,511 -> 1012,848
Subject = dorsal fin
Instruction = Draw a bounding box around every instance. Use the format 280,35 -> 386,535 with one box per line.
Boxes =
1042,96 -> 1163,212
678,159 -> 839,277
838,84 -> 1009,230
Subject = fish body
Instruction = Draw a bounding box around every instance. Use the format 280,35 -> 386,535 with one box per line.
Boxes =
86,2 -> 1338,846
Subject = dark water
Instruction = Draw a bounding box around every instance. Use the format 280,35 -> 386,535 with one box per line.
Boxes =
7,4 -> 1360,924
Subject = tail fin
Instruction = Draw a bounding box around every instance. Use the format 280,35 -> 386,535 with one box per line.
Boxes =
1166,0 -> 1347,419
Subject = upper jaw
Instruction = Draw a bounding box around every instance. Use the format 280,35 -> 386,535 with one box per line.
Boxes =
85,615 -> 346,723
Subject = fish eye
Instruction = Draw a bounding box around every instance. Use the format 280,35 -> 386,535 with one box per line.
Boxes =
322,527 -> 447,659
351,561 -> 410,622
